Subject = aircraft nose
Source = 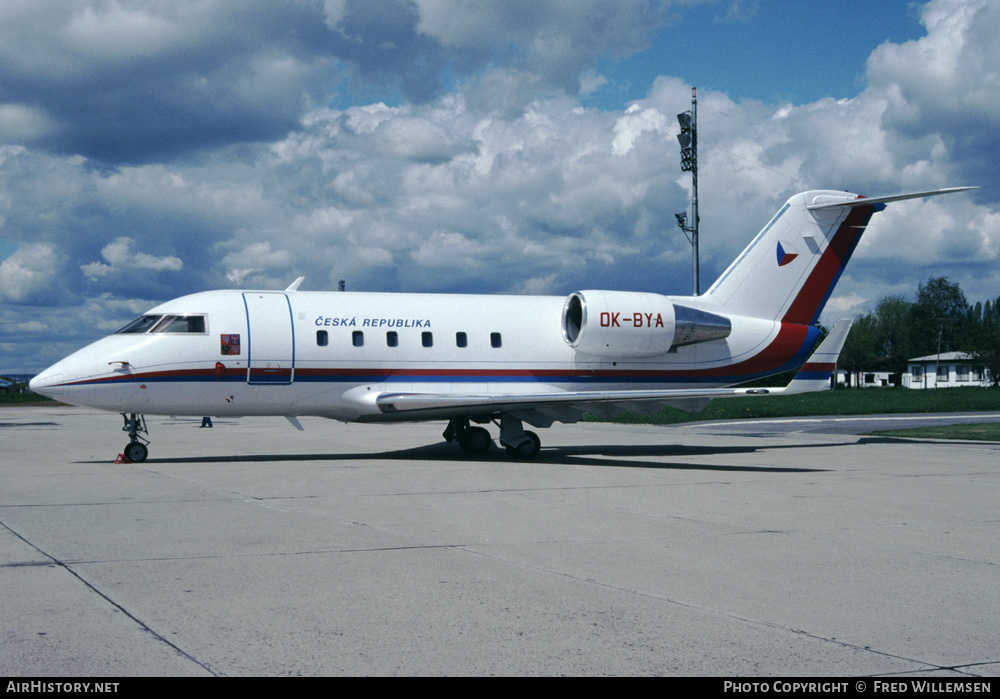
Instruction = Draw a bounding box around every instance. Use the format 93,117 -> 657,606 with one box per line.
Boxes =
29,365 -> 64,398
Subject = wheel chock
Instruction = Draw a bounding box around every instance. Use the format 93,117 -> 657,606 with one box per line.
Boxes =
114,453 -> 131,464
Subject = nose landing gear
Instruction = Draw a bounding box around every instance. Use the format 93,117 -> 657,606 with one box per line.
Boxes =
120,413 -> 149,463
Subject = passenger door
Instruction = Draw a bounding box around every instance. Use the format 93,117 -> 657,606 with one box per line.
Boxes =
243,292 -> 295,385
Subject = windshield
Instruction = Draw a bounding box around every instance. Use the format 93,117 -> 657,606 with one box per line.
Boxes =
114,314 -> 207,334
115,315 -> 163,334
152,315 -> 206,333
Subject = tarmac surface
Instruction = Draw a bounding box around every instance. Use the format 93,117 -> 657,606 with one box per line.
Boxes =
2,406 -> 999,677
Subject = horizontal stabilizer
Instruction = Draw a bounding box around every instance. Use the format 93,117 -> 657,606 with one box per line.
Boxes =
767,319 -> 852,395
806,187 -> 978,211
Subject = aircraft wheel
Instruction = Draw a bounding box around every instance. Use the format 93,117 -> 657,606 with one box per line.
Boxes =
459,426 -> 492,453
123,442 -> 148,463
505,431 -> 540,459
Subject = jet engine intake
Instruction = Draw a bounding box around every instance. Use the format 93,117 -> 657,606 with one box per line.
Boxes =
562,290 -> 731,357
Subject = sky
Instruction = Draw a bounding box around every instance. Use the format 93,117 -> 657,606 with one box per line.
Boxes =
1,0 -> 998,373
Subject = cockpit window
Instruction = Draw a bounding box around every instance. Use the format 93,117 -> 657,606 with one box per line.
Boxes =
114,314 -> 207,334
115,315 -> 163,334
152,315 -> 206,334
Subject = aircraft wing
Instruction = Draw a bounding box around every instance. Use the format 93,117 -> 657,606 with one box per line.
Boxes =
374,320 -> 852,427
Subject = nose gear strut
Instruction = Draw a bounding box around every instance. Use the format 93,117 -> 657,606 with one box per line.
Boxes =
120,413 -> 150,462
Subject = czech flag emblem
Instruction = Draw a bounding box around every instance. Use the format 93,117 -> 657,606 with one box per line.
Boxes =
776,241 -> 798,267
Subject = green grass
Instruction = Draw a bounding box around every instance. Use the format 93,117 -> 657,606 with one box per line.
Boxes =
868,423 -> 1000,441
585,387 -> 1000,425
0,391 -> 57,406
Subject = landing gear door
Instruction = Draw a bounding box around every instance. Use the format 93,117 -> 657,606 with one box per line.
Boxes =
243,292 -> 295,385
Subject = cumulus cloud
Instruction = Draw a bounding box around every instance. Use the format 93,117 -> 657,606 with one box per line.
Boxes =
610,8 -> 1000,315
0,1 -> 335,163
0,291 -> 158,372
824,292 -> 868,318
0,0 -> 678,165
413,0 -> 669,92
867,0 -> 1000,186
81,237 -> 183,279
0,243 -> 65,303
220,241 -> 294,285
612,104 -> 670,156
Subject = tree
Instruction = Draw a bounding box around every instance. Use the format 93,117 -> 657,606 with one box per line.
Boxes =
840,312 -> 881,387
839,295 -> 918,385
873,294 -> 914,379
962,295 -> 1000,387
836,277 -> 1000,388
907,277 -> 969,358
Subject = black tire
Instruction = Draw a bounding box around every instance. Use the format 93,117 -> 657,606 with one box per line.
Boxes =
505,431 -> 540,459
124,442 -> 148,463
459,426 -> 492,453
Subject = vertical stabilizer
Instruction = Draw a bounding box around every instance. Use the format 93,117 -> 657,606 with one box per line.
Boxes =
705,190 -> 879,324
704,187 -> 976,324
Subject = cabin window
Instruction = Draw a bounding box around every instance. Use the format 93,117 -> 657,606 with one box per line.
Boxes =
352,330 -> 364,347
387,331 -> 398,347
316,330 -> 328,347
456,332 -> 467,348
422,331 -> 433,348
491,332 -> 502,348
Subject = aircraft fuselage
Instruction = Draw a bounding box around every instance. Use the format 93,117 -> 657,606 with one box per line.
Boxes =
31,289 -> 813,422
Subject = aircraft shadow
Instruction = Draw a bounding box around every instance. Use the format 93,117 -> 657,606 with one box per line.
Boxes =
109,441 -> 831,472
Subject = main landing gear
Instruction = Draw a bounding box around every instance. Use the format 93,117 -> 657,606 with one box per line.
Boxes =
120,413 -> 149,463
444,415 -> 541,459
444,418 -> 492,454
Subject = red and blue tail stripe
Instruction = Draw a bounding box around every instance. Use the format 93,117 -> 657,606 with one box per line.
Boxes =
782,203 -> 880,326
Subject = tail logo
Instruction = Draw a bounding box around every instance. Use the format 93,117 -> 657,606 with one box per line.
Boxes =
776,241 -> 798,267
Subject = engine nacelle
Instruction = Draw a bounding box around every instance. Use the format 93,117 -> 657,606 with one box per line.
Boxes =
562,290 -> 731,357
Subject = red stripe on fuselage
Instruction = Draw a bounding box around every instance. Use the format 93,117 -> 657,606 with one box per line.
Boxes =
782,206 -> 874,325
659,322 -> 812,378
55,324 -> 816,387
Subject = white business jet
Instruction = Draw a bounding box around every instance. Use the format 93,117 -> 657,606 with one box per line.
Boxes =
30,188 -> 973,462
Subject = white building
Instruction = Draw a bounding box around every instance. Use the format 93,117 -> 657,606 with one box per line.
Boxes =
835,370 -> 895,388
903,352 -> 991,389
